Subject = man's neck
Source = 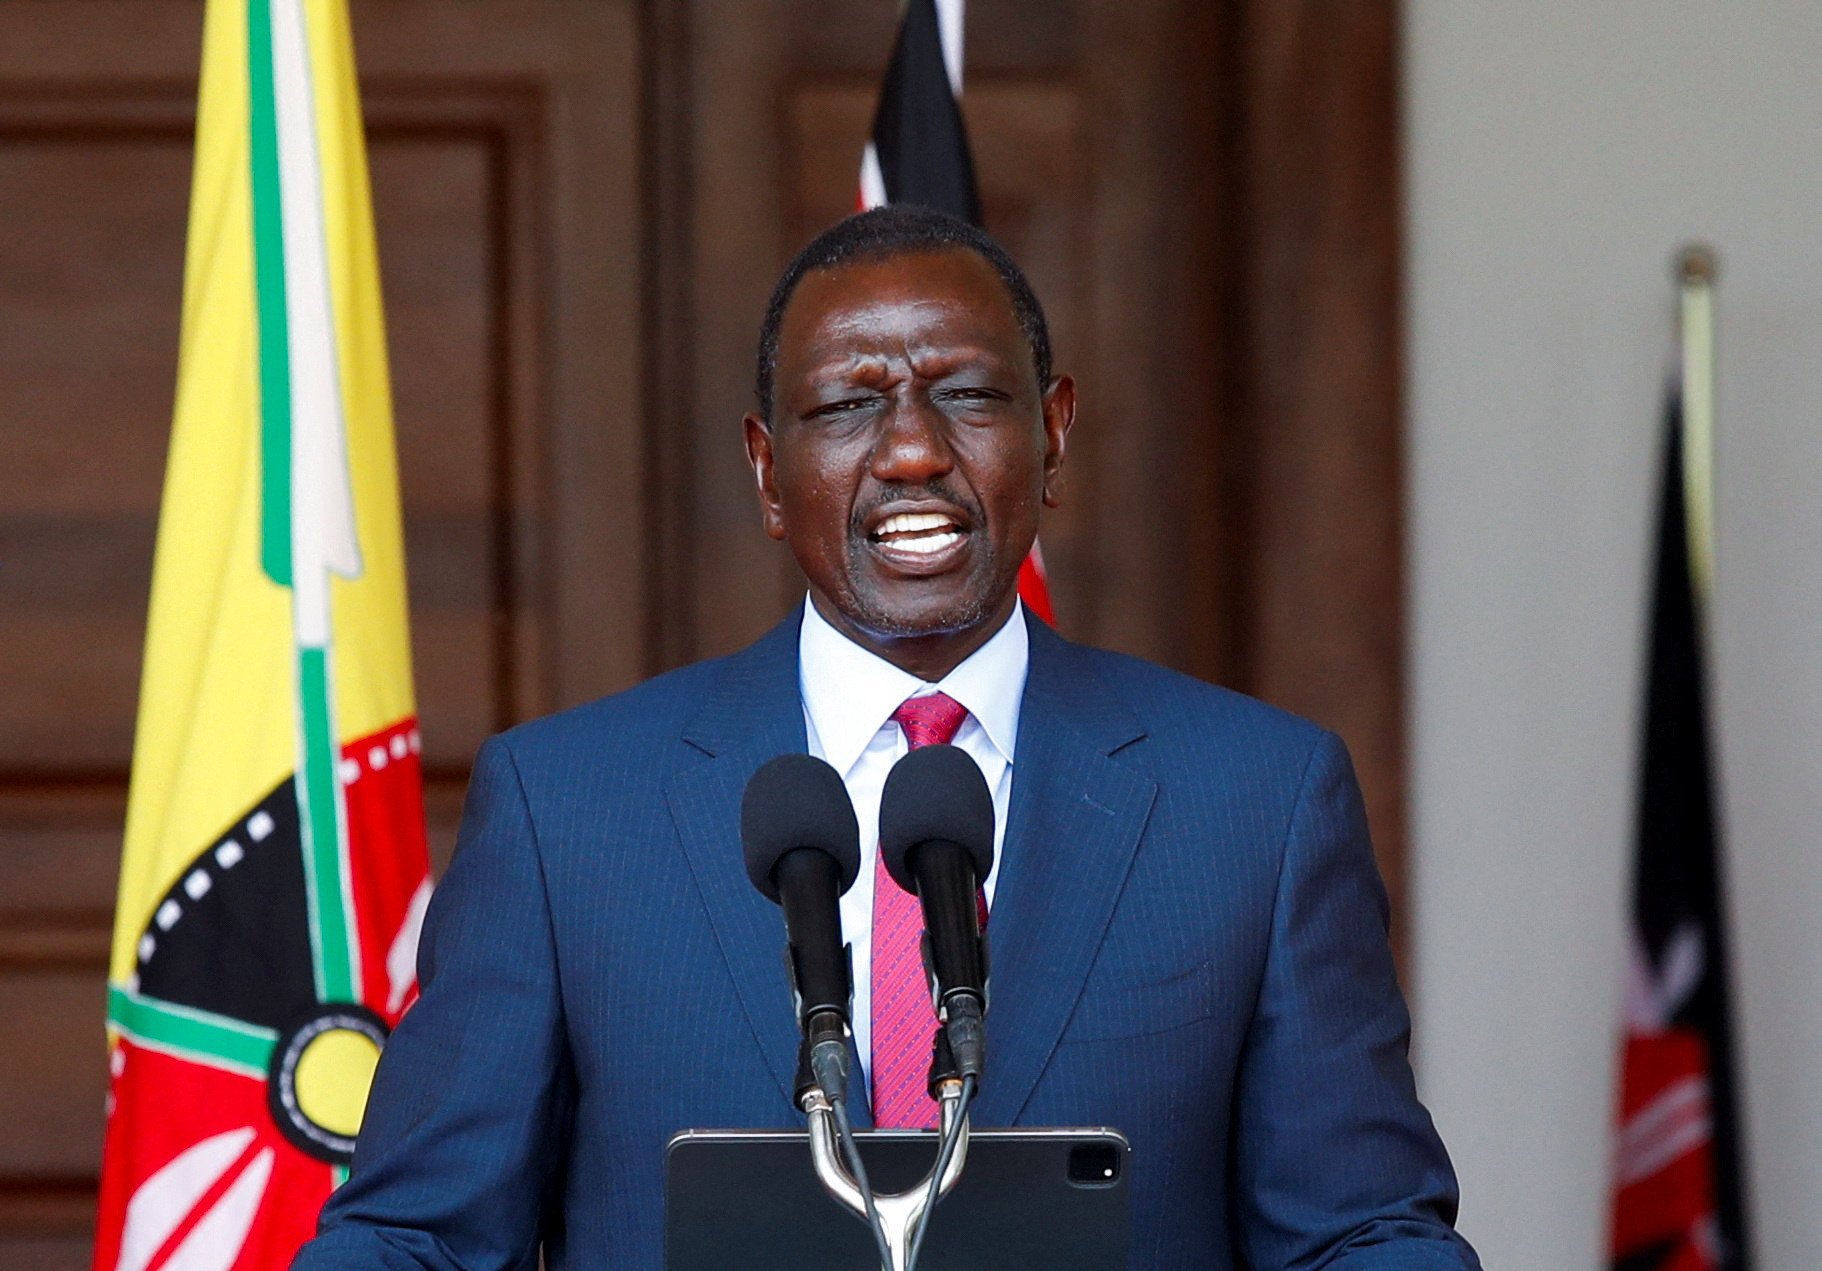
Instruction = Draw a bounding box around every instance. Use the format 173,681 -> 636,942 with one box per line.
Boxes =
806,592 -> 1020,682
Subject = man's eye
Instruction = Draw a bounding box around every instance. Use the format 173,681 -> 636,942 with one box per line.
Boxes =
805,398 -> 871,419
938,388 -> 1004,407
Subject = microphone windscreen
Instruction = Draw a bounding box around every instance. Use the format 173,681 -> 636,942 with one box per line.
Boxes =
878,744 -> 995,893
740,753 -> 862,902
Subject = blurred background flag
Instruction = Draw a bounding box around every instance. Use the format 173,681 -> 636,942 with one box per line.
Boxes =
1609,249 -> 1752,1271
92,1 -> 430,1267
858,0 -> 1056,624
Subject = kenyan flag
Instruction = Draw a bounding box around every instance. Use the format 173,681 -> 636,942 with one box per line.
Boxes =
93,2 -> 431,1268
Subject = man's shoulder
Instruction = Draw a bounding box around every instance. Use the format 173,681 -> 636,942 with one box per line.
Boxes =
1061,638 -> 1334,779
1071,640 -> 1325,744
485,649 -> 733,771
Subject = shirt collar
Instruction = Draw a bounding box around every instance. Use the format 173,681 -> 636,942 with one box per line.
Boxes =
798,596 -> 1028,778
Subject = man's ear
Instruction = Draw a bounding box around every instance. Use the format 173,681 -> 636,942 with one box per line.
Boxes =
743,412 -> 788,540
1039,375 -> 1075,508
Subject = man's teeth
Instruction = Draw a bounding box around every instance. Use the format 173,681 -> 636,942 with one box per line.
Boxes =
872,511 -> 964,554
889,530 -> 961,555
875,512 -> 958,537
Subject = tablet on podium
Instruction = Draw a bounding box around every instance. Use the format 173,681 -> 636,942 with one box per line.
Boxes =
665,1126 -> 1130,1269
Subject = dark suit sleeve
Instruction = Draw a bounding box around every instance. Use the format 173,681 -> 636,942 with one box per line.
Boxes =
1230,731 -> 1480,1270
294,736 -> 575,1271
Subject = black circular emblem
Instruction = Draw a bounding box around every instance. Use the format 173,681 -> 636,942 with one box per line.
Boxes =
267,1003 -> 390,1165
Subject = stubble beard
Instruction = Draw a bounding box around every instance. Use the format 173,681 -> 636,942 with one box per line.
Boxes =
838,532 -> 1014,643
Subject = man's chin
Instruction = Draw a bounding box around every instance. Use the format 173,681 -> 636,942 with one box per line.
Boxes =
834,575 -> 1012,644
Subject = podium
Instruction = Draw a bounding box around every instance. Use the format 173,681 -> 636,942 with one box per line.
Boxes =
664,1123 -> 1129,1269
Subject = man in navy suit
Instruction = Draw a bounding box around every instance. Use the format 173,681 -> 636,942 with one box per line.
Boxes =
298,207 -> 1479,1268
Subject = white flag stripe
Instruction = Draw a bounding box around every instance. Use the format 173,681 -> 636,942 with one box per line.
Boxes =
114,1127 -> 256,1271
159,1147 -> 275,1271
935,0 -> 965,95
1618,1108 -> 1712,1187
1619,1073 -> 1708,1155
270,0 -> 362,653
386,877 -> 433,1015
859,142 -> 888,211
1617,1074 -> 1712,1186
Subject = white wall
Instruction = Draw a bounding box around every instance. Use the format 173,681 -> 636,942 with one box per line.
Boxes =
1404,4 -> 1822,1267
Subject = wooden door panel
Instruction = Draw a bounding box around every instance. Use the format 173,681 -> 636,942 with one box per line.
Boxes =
371,135 -> 505,769
0,975 -> 106,1178
0,1235 -> 87,1271
0,788 -> 121,969
0,134 -> 186,772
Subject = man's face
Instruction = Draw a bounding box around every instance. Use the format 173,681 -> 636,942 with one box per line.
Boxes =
744,249 -> 1073,668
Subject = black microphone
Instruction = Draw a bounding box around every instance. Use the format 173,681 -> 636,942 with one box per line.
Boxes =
741,754 -> 862,1104
879,743 -> 995,1084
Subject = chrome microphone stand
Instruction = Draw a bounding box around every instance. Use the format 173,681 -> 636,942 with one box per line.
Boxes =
798,1079 -> 972,1271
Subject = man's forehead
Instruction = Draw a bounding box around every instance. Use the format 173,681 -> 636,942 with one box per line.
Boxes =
778,249 -> 1019,351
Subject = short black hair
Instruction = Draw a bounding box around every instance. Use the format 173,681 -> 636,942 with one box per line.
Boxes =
754,205 -> 1052,422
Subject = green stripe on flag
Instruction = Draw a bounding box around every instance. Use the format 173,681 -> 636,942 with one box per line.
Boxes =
248,0 -> 292,586
109,985 -> 277,1079
297,646 -> 357,1002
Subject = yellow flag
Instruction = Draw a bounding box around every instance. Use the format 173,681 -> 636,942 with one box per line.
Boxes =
94,2 -> 430,1266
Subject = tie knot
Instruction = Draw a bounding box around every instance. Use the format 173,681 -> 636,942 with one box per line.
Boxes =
892,691 -> 969,749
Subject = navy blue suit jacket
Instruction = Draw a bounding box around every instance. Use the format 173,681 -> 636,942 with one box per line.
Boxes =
298,611 -> 1478,1269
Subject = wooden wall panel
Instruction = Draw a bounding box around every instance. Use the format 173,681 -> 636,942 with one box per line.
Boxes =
0,1233 -> 87,1271
1219,0 -> 1409,928
0,975 -> 106,1178
375,137 -> 500,768
0,96 -> 202,1268
0,789 -> 121,969
0,135 -> 186,772
676,0 -> 806,660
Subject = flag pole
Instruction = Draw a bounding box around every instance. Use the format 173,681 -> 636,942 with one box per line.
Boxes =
1676,244 -> 1717,610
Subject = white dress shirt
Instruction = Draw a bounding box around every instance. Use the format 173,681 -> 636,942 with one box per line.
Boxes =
797,596 -> 1027,1087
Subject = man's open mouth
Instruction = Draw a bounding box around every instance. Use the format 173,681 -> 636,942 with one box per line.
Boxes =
868,511 -> 966,557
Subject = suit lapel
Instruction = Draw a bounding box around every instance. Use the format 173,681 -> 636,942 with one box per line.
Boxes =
667,615 -> 812,1117
973,617 -> 1156,1125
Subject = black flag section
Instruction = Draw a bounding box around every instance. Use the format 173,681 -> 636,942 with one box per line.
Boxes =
870,0 -> 981,224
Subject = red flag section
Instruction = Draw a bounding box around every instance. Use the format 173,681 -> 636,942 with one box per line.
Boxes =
97,724 -> 428,1271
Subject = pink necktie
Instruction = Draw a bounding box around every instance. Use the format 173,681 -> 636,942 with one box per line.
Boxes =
871,692 -> 971,1129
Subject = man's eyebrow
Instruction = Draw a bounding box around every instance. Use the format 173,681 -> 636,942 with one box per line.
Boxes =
793,353 -> 893,384
798,342 -> 1013,374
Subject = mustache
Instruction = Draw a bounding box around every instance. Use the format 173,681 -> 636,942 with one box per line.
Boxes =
849,481 -> 985,536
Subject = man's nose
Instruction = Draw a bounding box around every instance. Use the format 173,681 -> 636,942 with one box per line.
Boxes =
869,393 -> 955,482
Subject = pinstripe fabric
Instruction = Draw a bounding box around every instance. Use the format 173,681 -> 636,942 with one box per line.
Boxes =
300,608 -> 1479,1270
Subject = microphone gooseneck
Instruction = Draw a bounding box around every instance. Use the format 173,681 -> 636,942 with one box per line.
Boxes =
741,754 -> 862,1103
878,743 -> 996,1084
